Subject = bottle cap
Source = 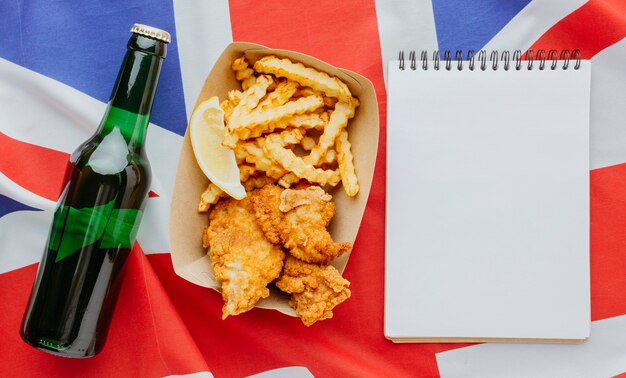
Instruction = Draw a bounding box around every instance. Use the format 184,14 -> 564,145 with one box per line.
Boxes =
130,24 -> 171,44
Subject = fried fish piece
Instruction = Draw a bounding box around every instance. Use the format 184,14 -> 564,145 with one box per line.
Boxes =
248,184 -> 283,245
204,196 -> 285,319
275,256 -> 351,326
250,184 -> 351,264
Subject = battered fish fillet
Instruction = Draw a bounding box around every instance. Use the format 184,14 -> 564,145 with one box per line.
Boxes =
249,184 -> 283,245
250,184 -> 352,264
204,196 -> 285,319
275,256 -> 351,326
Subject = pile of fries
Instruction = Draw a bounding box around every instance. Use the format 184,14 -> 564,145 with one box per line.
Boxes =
198,55 -> 360,212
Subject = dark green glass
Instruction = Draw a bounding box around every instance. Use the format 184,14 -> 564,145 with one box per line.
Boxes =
20,26 -> 169,358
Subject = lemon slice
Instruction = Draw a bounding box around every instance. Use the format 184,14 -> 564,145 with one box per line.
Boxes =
190,96 -> 246,199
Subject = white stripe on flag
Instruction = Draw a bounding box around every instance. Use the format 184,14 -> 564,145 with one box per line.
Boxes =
0,58 -> 181,254
375,0 -> 438,86
436,315 -> 626,378
0,58 -> 98,153
144,123 -> 184,201
136,196 -> 172,254
0,209 -> 51,274
0,173 -> 54,273
0,57 -> 183,199
590,36 -> 626,170
247,367 -> 314,378
481,0 -> 588,52
164,372 -> 214,378
173,0 -> 233,119
0,173 -> 55,212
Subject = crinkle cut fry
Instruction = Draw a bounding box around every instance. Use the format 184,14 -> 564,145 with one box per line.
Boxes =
277,112 -> 327,130
278,172 -> 299,188
198,164 -> 259,213
220,90 -> 242,122
229,74 -> 273,128
306,100 -> 357,166
256,80 -> 299,111
300,136 -> 316,150
238,163 -> 278,191
336,130 -> 359,196
321,149 -> 336,165
276,100 -> 355,189
254,55 -> 353,104
274,127 -> 305,145
264,134 -> 340,187
231,56 -> 249,71
239,113 -> 328,142
276,147 -> 336,188
239,163 -> 257,182
223,76 -> 273,147
235,129 -> 304,180
198,183 -> 227,213
232,56 -> 256,90
236,142 -> 285,179
241,76 -> 257,91
236,67 -> 254,81
243,174 -> 276,192
231,94 -> 323,136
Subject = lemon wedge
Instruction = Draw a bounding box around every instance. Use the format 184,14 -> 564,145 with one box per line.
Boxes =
189,96 -> 246,200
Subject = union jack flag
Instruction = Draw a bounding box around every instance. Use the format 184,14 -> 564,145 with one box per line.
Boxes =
1,1 -> 625,377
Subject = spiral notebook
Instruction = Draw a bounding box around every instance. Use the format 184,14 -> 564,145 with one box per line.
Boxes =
385,50 -> 591,343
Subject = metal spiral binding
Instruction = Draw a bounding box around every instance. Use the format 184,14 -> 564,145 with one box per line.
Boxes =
399,49 -> 582,71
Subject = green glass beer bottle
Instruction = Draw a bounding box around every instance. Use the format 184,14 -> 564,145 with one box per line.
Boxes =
20,24 -> 170,358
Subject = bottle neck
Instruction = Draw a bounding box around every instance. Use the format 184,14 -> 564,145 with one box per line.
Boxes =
99,34 -> 166,152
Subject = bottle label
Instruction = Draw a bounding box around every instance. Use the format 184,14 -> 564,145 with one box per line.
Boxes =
50,200 -> 143,262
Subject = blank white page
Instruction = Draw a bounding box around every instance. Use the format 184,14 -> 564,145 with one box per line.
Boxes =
385,59 -> 590,342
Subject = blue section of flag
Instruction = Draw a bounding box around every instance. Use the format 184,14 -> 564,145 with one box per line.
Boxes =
0,194 -> 40,218
0,0 -> 187,136
432,0 -> 531,54
0,1 -> 22,65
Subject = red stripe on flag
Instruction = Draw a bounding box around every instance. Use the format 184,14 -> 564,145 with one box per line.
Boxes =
0,132 -> 69,201
218,1 -> 626,376
147,254 -> 467,377
529,0 -> 626,59
590,163 -> 626,321
149,254 -> 471,378
0,245 -> 209,377
229,0 -> 383,81
160,1 -> 471,376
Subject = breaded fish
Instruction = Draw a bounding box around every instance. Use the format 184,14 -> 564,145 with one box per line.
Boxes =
275,256 -> 351,326
250,184 -> 351,264
204,196 -> 285,318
